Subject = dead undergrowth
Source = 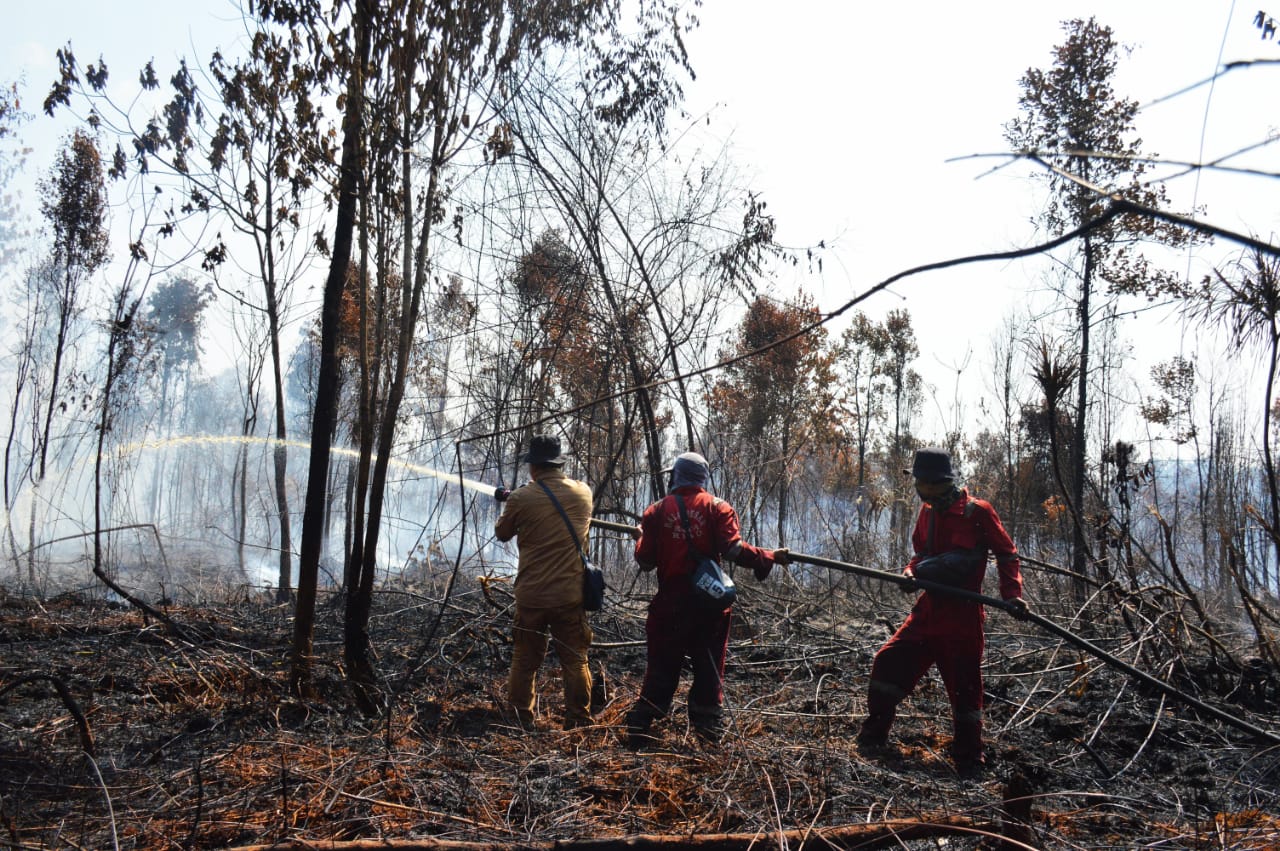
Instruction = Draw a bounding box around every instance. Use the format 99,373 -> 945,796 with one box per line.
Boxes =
1,570 -> 1279,850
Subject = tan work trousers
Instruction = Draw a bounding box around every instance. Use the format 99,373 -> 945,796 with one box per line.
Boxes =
507,602 -> 593,728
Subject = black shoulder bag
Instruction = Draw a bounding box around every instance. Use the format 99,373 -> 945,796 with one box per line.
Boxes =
537,481 -> 605,612
674,493 -> 736,610
913,497 -> 987,587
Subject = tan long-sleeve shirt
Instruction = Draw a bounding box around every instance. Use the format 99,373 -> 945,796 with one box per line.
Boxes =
494,467 -> 593,608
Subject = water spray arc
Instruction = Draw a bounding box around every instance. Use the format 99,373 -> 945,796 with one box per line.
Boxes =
116,435 -> 502,496
106,435 -> 508,586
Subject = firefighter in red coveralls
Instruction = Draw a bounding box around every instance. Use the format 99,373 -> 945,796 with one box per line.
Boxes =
624,452 -> 791,747
856,447 -> 1029,777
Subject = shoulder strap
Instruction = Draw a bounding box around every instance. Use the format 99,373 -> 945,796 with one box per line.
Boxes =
963,495 -> 988,544
673,493 -> 715,560
537,480 -> 588,567
926,494 -> 982,556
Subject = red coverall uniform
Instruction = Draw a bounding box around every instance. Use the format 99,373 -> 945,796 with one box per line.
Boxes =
859,487 -> 1023,765
631,485 -> 779,729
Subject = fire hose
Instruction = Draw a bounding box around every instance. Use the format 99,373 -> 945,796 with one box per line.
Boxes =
586,517 -> 1280,747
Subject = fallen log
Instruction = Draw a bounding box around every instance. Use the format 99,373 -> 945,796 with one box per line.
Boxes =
230,814 -> 1037,851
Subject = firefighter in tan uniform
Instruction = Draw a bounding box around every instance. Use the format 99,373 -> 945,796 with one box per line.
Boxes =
495,434 -> 594,730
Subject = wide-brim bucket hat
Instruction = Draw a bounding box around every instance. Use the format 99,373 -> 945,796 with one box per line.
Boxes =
906,447 -> 954,483
521,434 -> 568,466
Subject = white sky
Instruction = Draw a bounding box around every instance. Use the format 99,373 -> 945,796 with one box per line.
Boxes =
679,1 -> 1280,439
4,1 -> 1279,443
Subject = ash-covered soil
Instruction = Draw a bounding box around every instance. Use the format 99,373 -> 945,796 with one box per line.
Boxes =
1,577 -> 1278,849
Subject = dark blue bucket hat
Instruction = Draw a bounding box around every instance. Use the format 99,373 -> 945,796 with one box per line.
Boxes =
907,447 -> 954,483
521,434 -> 568,466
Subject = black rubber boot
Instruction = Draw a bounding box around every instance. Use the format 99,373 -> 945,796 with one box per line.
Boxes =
625,707 -> 657,750
689,703 -> 724,744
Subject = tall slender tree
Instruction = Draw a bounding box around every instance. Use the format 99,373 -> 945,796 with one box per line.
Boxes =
289,0 -> 373,699
1192,246 -> 1280,586
143,276 -> 212,522
20,129 -> 110,584
36,129 -> 109,483
837,313 -> 890,494
161,34 -> 328,602
0,80 -> 30,270
707,294 -> 836,546
1005,17 -> 1196,590
878,309 -> 921,567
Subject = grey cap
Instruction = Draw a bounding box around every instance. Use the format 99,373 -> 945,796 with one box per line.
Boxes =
664,451 -> 710,488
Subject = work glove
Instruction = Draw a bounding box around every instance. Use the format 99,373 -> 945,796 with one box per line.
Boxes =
899,567 -> 920,593
628,525 -> 642,541
1004,597 -> 1030,619
756,548 -> 789,582
493,487 -> 511,502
